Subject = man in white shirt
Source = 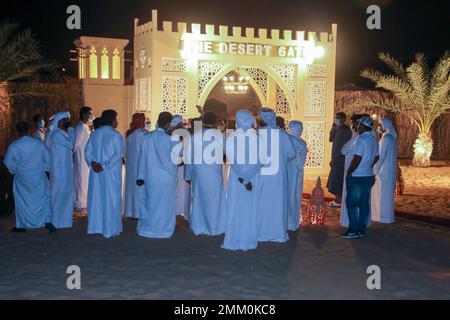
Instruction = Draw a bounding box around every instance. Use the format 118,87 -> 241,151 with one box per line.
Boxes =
343,116 -> 379,239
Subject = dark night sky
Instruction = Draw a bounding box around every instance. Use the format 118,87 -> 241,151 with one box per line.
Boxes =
1,0 -> 449,86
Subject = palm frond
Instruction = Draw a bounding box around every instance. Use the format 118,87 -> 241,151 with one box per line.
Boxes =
406,62 -> 430,110
379,52 -> 406,80
372,74 -> 416,106
430,51 -> 450,89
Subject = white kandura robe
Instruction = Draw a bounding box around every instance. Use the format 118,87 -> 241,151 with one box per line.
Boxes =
222,128 -> 263,251
176,165 -> 191,221
3,136 -> 52,228
49,128 -> 74,228
340,135 -> 357,227
371,133 -> 397,224
124,129 -> 147,218
85,126 -> 125,238
257,128 -> 296,243
287,136 -> 307,231
137,128 -> 180,238
185,128 -> 226,236
73,122 -> 91,210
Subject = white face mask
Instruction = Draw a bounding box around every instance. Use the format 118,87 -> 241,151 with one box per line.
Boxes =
88,115 -> 94,124
377,127 -> 383,134
145,123 -> 151,130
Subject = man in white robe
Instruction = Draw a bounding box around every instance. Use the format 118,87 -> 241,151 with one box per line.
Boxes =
124,113 -> 147,219
257,108 -> 296,243
73,106 -> 93,212
222,110 -> 264,251
371,118 -> 398,224
85,110 -> 125,238
32,114 -> 46,142
170,115 -> 192,222
287,121 -> 307,231
49,112 -> 74,228
184,112 -> 226,236
3,122 -> 56,233
136,112 -> 181,238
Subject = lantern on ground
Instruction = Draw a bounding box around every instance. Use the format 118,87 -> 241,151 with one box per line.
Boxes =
395,161 -> 405,195
304,177 -> 327,225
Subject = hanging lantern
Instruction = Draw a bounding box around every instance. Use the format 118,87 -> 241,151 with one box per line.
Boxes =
303,177 -> 327,225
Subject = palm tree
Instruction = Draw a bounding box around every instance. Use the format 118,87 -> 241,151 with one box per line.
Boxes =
354,52 -> 450,167
0,20 -> 58,85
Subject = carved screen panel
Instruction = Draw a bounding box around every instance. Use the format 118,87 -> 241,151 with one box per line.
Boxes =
303,121 -> 325,168
162,76 -> 187,115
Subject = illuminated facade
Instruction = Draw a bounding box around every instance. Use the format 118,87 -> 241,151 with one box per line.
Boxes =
75,9 -> 337,177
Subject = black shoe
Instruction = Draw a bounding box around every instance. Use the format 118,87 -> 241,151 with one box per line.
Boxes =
45,223 -> 57,233
341,231 -> 360,239
358,231 -> 366,237
11,227 -> 27,233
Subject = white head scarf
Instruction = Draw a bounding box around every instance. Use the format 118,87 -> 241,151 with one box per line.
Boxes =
259,108 -> 277,129
49,111 -> 70,131
236,110 -> 256,130
170,115 -> 183,128
288,120 -> 304,138
380,118 -> 398,140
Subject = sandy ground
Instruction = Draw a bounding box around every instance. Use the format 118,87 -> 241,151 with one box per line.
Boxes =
0,208 -> 449,300
304,162 -> 450,220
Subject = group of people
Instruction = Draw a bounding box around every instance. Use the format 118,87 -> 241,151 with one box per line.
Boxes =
3,105 -> 397,248
3,107 -> 308,251
327,112 -> 397,239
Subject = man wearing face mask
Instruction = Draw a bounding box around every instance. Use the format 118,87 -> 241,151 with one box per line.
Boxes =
327,112 -> 352,208
49,112 -> 75,228
340,114 -> 366,227
32,114 -> 46,142
343,116 -> 379,239
74,106 -> 93,212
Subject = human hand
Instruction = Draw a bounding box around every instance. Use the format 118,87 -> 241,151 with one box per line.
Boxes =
245,182 -> 252,191
238,178 -> 244,184
136,179 -> 145,186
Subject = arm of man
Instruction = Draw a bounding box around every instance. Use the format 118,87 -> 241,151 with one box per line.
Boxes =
346,155 -> 362,176
3,145 -> 17,175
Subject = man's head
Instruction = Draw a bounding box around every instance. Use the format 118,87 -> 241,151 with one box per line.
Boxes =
93,117 -> 103,130
16,121 -> 29,137
276,116 -> 286,129
202,112 -> 217,127
79,106 -> 93,123
350,114 -> 365,132
132,112 -> 146,129
53,111 -> 71,132
157,111 -> 173,130
259,108 -> 277,128
102,109 -> 118,128
32,114 -> 45,128
357,116 -> 374,134
335,112 -> 346,127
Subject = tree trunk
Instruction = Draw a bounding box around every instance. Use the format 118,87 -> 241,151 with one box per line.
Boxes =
412,132 -> 433,167
0,82 -> 12,155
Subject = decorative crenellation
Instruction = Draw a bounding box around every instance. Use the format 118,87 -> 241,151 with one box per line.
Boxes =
304,81 -> 327,117
134,10 -> 336,44
161,57 -> 187,72
303,121 -> 325,168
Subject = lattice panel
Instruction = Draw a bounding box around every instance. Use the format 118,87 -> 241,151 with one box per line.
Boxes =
306,64 -> 327,77
198,60 -> 227,98
275,85 -> 291,116
304,81 -> 327,117
135,77 -> 151,112
162,76 -> 187,115
241,67 -> 268,101
268,64 -> 297,97
162,57 -> 187,72
303,121 -> 325,168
